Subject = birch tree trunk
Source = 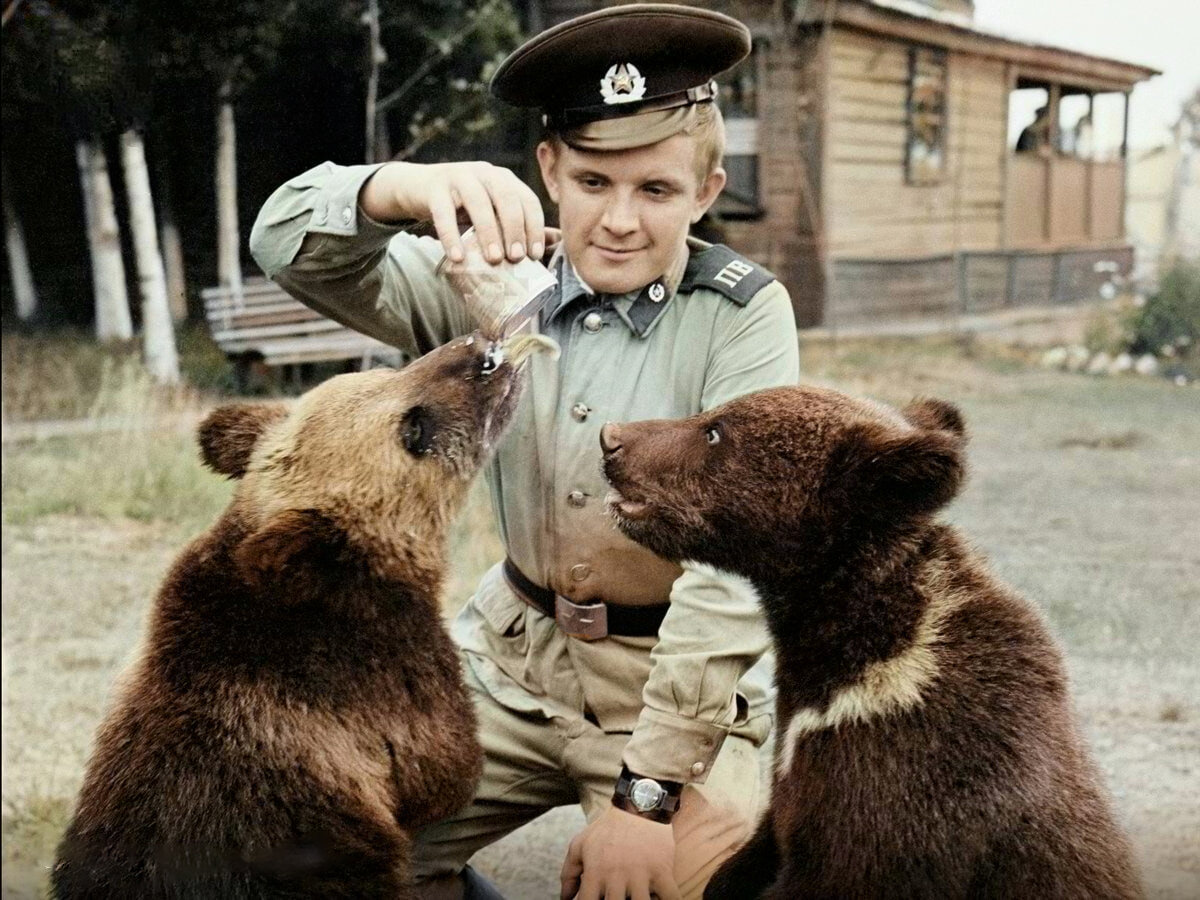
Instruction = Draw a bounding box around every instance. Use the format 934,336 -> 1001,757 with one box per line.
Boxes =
364,0 -> 384,163
76,138 -> 133,341
159,190 -> 188,323
120,129 -> 179,383
216,81 -> 243,306
3,189 -> 37,321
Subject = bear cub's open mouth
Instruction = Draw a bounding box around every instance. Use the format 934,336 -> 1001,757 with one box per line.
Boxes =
603,487 -> 652,521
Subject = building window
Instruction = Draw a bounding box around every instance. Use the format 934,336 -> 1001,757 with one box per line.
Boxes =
714,41 -> 762,218
1010,82 -> 1051,153
905,46 -> 948,185
1008,79 -> 1127,162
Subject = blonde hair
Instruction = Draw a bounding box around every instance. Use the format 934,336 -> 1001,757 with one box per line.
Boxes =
546,101 -> 726,182
683,102 -> 725,181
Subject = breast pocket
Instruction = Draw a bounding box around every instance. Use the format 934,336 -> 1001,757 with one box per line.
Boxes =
471,563 -> 527,641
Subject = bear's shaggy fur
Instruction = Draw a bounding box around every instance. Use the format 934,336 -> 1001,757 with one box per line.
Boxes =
52,334 -> 545,899
601,386 -> 1140,899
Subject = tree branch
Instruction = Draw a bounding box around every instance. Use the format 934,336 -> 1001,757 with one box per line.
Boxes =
394,93 -> 489,161
3,0 -> 26,28
376,0 -> 502,114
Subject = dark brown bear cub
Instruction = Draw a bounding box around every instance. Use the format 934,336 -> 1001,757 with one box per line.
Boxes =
52,333 -> 551,899
601,386 -> 1140,899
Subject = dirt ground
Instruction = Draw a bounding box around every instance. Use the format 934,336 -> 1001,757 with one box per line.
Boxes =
2,327 -> 1198,898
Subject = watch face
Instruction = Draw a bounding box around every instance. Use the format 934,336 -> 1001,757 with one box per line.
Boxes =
629,777 -> 666,812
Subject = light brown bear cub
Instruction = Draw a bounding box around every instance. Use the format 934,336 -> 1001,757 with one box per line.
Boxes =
601,386 -> 1140,899
52,333 -> 550,899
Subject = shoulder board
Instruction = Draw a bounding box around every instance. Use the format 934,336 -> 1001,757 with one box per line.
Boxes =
678,243 -> 776,307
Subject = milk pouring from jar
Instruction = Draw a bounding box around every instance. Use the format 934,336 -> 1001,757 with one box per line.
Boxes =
436,227 -> 558,340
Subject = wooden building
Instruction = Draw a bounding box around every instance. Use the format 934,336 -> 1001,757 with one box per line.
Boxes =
519,0 -> 1158,327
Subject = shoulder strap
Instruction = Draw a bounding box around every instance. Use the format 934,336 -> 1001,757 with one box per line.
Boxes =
678,243 -> 776,307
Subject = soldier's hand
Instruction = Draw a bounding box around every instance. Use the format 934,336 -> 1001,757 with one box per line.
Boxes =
361,161 -> 545,265
560,806 -> 681,900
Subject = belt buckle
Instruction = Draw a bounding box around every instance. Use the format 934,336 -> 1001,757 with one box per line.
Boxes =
554,595 -> 608,641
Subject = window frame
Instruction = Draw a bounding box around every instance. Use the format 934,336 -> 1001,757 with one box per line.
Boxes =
904,44 -> 950,187
712,37 -> 766,220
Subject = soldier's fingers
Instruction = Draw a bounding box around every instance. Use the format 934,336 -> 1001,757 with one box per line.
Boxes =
602,877 -> 629,900
574,872 -> 602,900
485,174 -> 532,263
427,188 -> 464,263
453,176 -> 504,264
516,180 -> 546,260
560,842 -> 584,900
630,885 -> 653,900
650,871 -> 682,900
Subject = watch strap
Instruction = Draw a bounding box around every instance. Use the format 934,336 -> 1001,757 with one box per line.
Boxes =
612,766 -> 683,824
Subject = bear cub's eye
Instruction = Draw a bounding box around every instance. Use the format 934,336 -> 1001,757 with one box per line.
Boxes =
705,426 -> 721,446
401,407 -> 436,456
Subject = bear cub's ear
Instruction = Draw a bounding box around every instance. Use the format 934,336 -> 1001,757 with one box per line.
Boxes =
902,397 -> 965,438
832,411 -> 966,521
198,403 -> 290,478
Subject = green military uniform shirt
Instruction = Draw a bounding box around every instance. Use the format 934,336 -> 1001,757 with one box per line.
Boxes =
250,161 -> 800,784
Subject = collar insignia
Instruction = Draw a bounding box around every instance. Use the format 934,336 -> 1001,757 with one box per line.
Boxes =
648,282 -> 666,302
600,63 -> 646,105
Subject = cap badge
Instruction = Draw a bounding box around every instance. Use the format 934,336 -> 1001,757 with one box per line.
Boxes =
600,63 -> 646,105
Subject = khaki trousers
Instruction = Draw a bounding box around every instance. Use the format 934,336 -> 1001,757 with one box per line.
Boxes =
412,663 -> 762,899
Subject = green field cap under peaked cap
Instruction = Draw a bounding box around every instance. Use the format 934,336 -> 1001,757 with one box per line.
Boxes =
490,4 -> 750,151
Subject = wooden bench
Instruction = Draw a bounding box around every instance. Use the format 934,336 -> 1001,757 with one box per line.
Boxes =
202,277 -> 403,389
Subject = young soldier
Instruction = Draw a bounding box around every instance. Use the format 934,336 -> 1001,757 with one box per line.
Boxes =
250,6 -> 799,898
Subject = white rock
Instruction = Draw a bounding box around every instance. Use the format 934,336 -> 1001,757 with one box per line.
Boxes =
1134,354 -> 1159,376
1041,346 -> 1069,370
1086,352 -> 1113,375
1161,344 -> 1176,358
1110,352 -> 1134,375
1175,375 -> 1190,387
1066,345 -> 1091,372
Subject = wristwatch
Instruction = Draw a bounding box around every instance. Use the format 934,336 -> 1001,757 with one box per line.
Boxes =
611,766 -> 683,824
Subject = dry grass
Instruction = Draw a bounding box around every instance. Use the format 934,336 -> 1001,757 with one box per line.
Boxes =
2,343 -> 231,532
3,330 -> 1198,898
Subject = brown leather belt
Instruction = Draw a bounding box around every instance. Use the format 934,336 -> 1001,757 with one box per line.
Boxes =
502,558 -> 668,641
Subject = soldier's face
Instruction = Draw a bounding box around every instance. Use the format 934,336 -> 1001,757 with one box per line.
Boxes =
537,134 -> 725,295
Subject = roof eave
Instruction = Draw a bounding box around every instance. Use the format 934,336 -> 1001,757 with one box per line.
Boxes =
798,0 -> 1160,90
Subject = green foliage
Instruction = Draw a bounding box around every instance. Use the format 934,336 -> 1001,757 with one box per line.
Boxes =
1082,306 -> 1129,356
2,0 -> 297,132
377,0 -> 525,161
1127,261 -> 1200,358
176,324 -> 240,395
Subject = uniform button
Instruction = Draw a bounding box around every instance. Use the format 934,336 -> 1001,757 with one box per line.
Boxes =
570,564 -> 591,581
341,206 -> 353,224
691,761 -> 706,776
571,402 -> 590,422
567,490 -> 587,508
583,311 -> 603,333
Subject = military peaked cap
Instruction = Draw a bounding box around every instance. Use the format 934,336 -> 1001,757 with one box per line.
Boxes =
490,4 -> 750,151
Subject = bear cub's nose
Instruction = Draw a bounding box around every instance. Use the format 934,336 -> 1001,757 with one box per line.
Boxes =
599,423 -> 623,456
